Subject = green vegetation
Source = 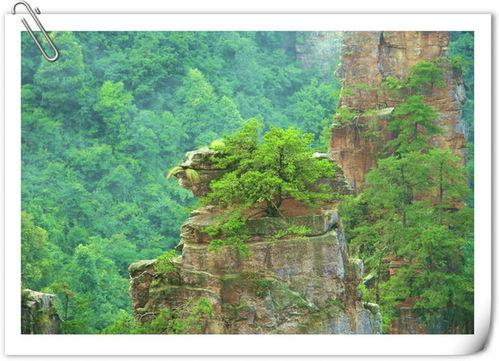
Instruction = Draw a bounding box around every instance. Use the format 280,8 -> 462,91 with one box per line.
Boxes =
333,107 -> 359,127
200,121 -> 334,257
450,32 -> 474,204
386,95 -> 440,154
206,211 -> 251,258
20,30 -> 474,335
21,31 -> 341,333
155,250 -> 178,274
206,120 -> 335,216
103,298 -> 215,334
406,60 -> 445,93
340,40 -> 474,333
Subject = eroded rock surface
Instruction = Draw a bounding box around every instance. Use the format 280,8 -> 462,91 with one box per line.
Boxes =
129,150 -> 380,334
21,289 -> 60,334
330,31 -> 466,192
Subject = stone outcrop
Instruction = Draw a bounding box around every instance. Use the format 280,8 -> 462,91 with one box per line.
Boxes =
172,147 -> 225,197
330,31 -> 466,192
21,289 -> 60,334
129,149 -> 380,334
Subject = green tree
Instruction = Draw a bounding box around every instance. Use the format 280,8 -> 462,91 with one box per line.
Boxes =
94,81 -> 135,146
33,32 -> 86,120
206,121 -> 335,216
387,95 -> 440,154
175,68 -> 242,147
407,60 -> 445,94
341,146 -> 473,332
21,212 -> 51,289
286,79 -> 339,145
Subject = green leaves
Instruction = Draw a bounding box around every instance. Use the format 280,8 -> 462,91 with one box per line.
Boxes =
175,68 -> 243,147
339,54 -> 473,332
205,123 -> 335,216
155,250 -> 178,274
206,211 -> 250,258
94,81 -> 135,145
342,149 -> 473,332
407,60 -> 445,93
387,95 -> 440,154
33,32 -> 85,118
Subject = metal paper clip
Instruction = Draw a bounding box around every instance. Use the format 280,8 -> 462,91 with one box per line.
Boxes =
12,1 -> 59,62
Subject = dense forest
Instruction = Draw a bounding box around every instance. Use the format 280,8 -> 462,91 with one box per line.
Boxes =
20,31 -> 340,333
21,31 -> 473,334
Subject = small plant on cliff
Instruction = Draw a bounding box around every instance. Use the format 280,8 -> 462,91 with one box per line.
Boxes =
206,211 -> 251,258
155,250 -> 178,274
104,298 -> 215,334
205,120 -> 335,217
407,60 -> 445,94
266,225 -> 310,245
166,166 -> 200,184
386,95 -> 441,155
333,107 -> 359,127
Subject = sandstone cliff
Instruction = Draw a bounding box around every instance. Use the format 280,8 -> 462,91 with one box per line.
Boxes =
330,31 -> 466,192
21,289 -> 60,334
129,149 -> 381,334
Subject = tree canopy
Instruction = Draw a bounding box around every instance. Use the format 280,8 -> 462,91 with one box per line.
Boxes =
205,120 -> 335,216
20,31 -> 341,333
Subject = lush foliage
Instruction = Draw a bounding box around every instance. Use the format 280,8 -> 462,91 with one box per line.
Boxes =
103,298 -> 215,334
21,31 -> 341,333
340,46 -> 474,333
206,121 -> 335,216
386,95 -> 440,154
206,211 -> 251,258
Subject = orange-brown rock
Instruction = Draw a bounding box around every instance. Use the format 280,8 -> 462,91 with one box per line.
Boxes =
330,31 -> 466,192
128,149 -> 380,334
129,206 -> 382,334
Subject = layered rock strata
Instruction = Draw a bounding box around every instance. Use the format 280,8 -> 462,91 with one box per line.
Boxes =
330,31 -> 466,192
129,149 -> 380,334
21,289 -> 60,334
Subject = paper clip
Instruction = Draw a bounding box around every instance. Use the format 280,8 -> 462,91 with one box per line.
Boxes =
12,1 -> 59,62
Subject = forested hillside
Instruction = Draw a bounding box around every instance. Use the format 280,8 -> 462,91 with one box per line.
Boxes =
21,31 -> 341,333
20,31 -> 473,334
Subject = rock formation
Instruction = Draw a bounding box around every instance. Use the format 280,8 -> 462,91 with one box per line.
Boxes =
330,31 -> 466,192
129,148 -> 381,334
21,289 -> 60,334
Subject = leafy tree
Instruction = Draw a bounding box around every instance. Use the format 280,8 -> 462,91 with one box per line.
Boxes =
21,212 -> 51,289
407,60 -> 445,94
286,79 -> 338,145
94,81 -> 135,145
33,32 -> 86,120
342,149 -> 473,332
387,95 -> 440,154
206,122 -> 335,216
175,68 -> 242,147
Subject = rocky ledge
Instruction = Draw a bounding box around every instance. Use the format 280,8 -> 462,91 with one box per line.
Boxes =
129,148 -> 380,334
21,289 -> 60,334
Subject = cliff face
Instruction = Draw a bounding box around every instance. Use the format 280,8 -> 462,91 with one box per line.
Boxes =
330,31 -> 466,192
21,289 -> 60,334
129,149 -> 381,334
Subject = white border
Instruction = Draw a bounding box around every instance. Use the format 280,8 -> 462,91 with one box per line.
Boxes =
4,14 -> 491,356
